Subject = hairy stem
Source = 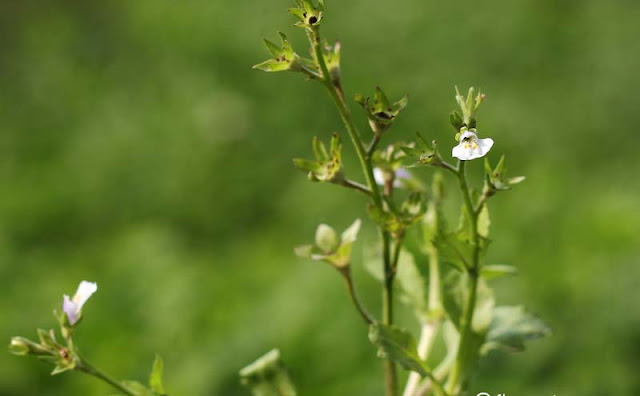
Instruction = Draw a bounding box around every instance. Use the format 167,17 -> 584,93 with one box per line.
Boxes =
309,25 -> 397,396
445,160 -> 481,395
76,359 -> 136,396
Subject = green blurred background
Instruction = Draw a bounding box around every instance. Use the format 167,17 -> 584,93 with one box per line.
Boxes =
1,0 -> 639,395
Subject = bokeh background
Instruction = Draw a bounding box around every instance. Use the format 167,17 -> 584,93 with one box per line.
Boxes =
1,0 -> 639,395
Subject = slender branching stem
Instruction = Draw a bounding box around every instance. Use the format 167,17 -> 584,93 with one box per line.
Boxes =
76,359 -> 136,396
339,267 -> 375,325
445,160 -> 481,395
308,25 -> 397,396
366,134 -> 382,158
339,179 -> 372,196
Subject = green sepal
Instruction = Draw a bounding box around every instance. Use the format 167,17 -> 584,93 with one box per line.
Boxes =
399,133 -> 443,168
484,155 -> 525,194
253,33 -> 305,74
293,134 -> 343,183
454,86 -> 484,128
356,87 -> 408,135
37,329 -> 59,349
450,110 -> 464,131
368,323 -> 432,377
149,354 -> 166,395
51,363 -> 75,376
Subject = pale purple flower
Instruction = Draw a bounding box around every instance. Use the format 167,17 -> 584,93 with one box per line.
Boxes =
63,281 -> 97,325
373,167 -> 411,188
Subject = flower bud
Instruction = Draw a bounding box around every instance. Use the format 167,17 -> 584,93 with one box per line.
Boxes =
8,337 -> 30,356
315,224 -> 339,253
8,337 -> 50,357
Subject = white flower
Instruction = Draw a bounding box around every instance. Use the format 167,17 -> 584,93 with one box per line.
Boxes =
63,281 -> 97,326
451,130 -> 494,161
373,167 -> 411,188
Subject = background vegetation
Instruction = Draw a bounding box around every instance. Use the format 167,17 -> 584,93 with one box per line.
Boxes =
1,0 -> 639,395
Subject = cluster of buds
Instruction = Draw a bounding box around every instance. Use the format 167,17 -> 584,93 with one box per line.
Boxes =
483,155 -> 525,197
253,32 -> 320,77
355,87 -> 408,136
293,133 -> 344,183
450,86 -> 486,130
288,0 -> 324,30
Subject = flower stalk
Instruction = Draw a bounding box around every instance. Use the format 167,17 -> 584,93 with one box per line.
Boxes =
445,160 -> 481,395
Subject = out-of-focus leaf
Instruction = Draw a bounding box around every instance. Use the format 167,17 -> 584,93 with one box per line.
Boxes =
477,204 -> 490,238
240,349 -> 297,396
481,265 -> 518,280
149,354 -> 165,395
482,306 -> 551,353
368,323 -> 431,376
121,380 -> 153,396
395,249 -> 428,320
442,271 -> 494,332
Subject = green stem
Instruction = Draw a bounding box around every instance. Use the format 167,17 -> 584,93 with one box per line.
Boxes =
381,230 -> 398,396
445,160 -> 481,395
340,267 -> 375,325
309,25 -> 397,396
309,26 -> 382,208
339,179 -> 372,196
76,359 -> 136,396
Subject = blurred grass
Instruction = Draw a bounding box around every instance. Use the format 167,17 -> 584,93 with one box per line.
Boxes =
1,0 -> 639,395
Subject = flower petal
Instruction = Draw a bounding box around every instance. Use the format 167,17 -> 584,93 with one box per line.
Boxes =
373,168 -> 385,186
459,130 -> 478,141
72,281 -> 98,311
63,295 -> 79,325
477,138 -> 494,156
452,143 -> 472,160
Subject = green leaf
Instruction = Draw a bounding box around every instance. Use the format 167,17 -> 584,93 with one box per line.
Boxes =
395,249 -> 428,319
433,232 -> 472,271
240,349 -> 297,396
483,306 -> 551,353
362,242 -> 384,282
477,204 -> 490,238
368,323 -> 431,376
121,380 -> 154,396
149,354 -> 166,395
367,205 -> 402,234
481,264 -> 518,280
442,271 -> 494,332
